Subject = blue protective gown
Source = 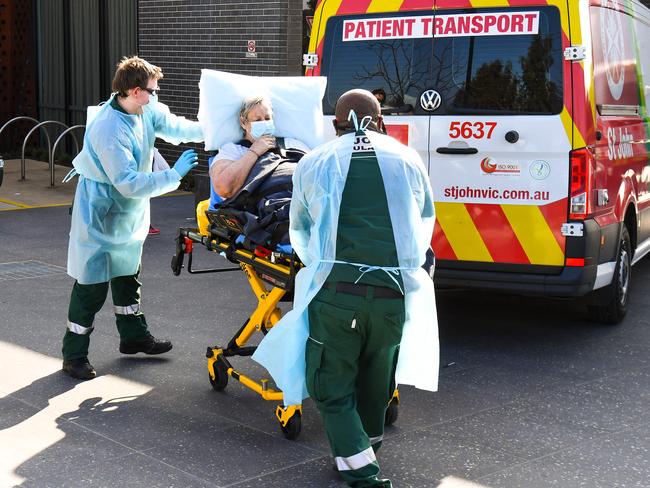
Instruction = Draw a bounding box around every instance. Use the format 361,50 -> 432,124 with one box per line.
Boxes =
252,130 -> 439,405
67,95 -> 203,284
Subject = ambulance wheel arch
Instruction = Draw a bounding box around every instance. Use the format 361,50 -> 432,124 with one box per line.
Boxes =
587,225 -> 632,324
608,175 -> 638,243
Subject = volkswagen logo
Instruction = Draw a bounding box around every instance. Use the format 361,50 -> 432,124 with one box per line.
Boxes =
420,90 -> 442,112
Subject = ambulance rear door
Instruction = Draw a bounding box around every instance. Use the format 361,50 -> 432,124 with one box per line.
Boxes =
427,5 -> 571,271
317,11 -> 436,169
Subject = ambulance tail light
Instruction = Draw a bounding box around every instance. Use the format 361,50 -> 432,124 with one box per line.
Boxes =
569,148 -> 594,220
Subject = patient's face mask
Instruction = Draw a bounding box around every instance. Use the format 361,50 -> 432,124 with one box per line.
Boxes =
250,119 -> 275,139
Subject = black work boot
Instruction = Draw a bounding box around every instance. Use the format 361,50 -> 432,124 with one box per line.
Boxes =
119,334 -> 172,355
62,358 -> 97,380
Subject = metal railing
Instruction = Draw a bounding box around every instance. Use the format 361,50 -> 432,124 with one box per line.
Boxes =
0,116 -> 84,187
22,121 -> 80,186
51,125 -> 85,187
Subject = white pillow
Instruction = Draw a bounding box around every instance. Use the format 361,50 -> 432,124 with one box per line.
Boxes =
198,69 -> 328,151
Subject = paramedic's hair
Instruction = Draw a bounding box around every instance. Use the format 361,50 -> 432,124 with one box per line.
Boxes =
112,56 -> 163,97
239,96 -> 273,129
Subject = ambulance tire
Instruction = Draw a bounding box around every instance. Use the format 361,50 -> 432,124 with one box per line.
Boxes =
587,227 -> 631,325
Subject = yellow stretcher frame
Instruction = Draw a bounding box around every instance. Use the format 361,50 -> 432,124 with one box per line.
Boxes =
172,201 -> 400,440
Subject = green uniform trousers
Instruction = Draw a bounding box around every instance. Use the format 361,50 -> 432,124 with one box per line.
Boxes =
306,284 -> 405,488
62,271 -> 150,361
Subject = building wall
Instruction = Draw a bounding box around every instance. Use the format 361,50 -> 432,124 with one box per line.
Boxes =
0,0 -> 37,152
138,0 -> 304,175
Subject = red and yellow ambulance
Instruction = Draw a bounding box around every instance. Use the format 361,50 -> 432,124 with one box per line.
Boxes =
305,0 -> 650,323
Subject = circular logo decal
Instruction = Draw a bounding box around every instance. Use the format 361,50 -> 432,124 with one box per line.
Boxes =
600,1 -> 625,100
530,160 -> 551,180
420,90 -> 442,112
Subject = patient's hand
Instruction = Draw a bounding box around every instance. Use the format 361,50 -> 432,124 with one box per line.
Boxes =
250,135 -> 275,158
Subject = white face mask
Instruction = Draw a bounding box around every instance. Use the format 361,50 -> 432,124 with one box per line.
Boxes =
250,119 -> 275,139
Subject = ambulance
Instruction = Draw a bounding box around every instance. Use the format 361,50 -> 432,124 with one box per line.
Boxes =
305,0 -> 650,323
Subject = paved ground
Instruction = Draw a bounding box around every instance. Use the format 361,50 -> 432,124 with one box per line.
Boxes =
0,159 -> 75,210
1,194 -> 649,488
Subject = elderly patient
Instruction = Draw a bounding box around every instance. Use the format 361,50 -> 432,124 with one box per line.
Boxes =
208,95 -> 309,247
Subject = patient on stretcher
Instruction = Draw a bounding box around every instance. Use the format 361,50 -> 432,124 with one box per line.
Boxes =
207,95 -> 309,250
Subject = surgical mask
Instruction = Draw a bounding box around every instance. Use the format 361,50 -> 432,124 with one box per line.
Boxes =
147,92 -> 159,106
250,120 -> 275,139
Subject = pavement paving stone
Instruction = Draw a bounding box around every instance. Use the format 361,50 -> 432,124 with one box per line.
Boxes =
17,451 -> 218,488
375,426 -> 521,487
505,370 -> 650,433
60,392 -> 240,451
431,402 -> 609,462
145,424 -> 322,487
226,457 -> 348,488
8,420 -> 140,482
387,382 -> 505,432
0,396 -> 39,430
478,422 -> 650,488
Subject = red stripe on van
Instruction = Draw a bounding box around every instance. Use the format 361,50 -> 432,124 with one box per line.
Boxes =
559,30 -> 576,144
432,220 -> 457,260
466,204 -> 530,264
336,0 -> 373,15
538,198 -> 568,251
400,0 -> 435,10
570,61 -> 596,146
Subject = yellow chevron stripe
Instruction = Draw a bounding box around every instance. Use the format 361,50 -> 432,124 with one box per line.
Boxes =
559,107 -> 587,149
501,205 -> 564,265
470,0 -> 509,7
559,107 -> 574,146
311,0 -> 344,52
367,0 -> 404,13
435,202 -> 493,262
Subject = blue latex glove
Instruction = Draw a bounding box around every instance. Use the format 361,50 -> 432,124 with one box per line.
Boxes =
173,149 -> 199,178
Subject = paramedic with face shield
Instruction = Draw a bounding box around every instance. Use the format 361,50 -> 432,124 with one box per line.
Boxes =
252,89 -> 439,487
62,56 -> 204,380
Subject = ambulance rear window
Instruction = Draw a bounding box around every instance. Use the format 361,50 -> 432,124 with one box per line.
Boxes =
320,6 -> 563,116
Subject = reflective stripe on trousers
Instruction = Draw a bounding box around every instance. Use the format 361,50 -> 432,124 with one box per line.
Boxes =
369,435 -> 383,445
114,303 -> 141,315
67,321 -> 94,335
335,446 -> 376,471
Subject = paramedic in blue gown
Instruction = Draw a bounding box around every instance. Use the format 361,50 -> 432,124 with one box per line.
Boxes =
208,95 -> 309,205
252,89 -> 439,487
62,56 -> 204,380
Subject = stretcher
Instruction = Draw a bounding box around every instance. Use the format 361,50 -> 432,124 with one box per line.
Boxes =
171,199 -> 400,440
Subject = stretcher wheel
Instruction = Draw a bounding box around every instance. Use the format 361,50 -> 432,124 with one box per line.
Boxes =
209,359 -> 229,391
384,397 -> 399,426
280,410 -> 302,440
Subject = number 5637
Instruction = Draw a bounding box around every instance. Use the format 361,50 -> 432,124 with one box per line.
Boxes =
449,121 -> 497,139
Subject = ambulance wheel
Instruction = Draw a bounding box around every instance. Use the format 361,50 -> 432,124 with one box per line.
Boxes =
209,360 -> 229,391
385,398 -> 399,426
587,226 -> 631,325
280,411 -> 302,440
